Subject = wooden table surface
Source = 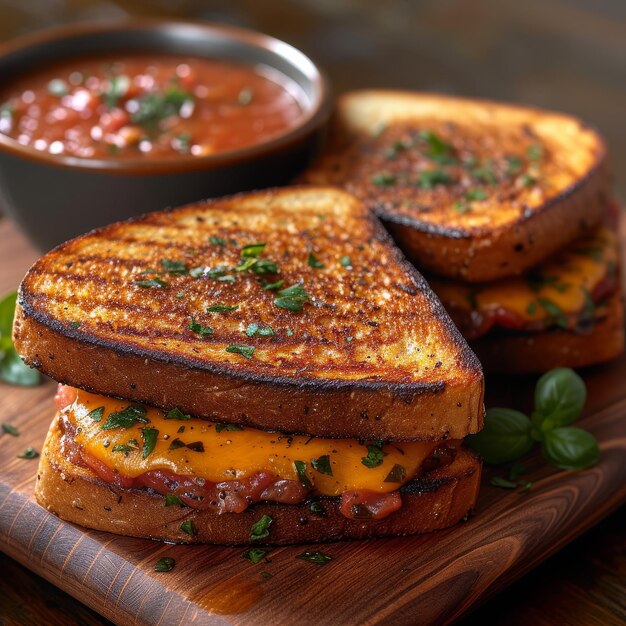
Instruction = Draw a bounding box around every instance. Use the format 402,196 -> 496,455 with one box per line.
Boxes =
1,2 -> 626,624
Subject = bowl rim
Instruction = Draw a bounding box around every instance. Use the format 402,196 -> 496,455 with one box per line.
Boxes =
0,18 -> 332,175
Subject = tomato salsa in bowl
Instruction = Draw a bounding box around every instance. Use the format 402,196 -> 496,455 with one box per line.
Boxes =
0,21 -> 331,249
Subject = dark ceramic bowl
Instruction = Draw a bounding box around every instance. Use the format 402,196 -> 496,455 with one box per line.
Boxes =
0,20 -> 331,250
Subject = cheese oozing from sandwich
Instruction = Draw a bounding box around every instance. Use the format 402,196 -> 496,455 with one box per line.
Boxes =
430,225 -> 617,326
65,389 -> 448,496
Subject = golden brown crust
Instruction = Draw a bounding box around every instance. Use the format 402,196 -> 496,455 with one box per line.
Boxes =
35,415 -> 482,545
302,90 -> 608,282
14,186 -> 484,440
471,290 -> 624,374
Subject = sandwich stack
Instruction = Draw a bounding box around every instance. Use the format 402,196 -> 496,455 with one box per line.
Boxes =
13,187 -> 484,544
303,91 -> 624,373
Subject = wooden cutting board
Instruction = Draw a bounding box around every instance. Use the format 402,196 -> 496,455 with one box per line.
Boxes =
1,218 -> 625,626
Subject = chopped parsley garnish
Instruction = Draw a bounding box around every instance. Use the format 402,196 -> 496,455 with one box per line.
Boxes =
242,243 -> 266,258
251,258 -> 279,274
47,78 -> 69,97
294,460 -> 313,488
274,283 -> 311,313
101,405 -> 148,430
307,253 -> 325,269
69,321 -> 82,328
131,85 -> 193,127
537,298 -> 569,329
470,166 -> 498,185
465,188 -> 488,201
418,130 -> 456,164
1,423 -> 19,437
526,301 -> 538,316
165,407 -> 191,421
180,520 -> 197,536
87,406 -> 105,422
371,172 -> 397,186
246,323 -> 275,337
215,423 -> 244,432
361,442 -> 386,468
154,557 -> 175,572
188,316 -> 214,337
383,464 -> 407,483
520,173 -> 537,188
311,454 -> 333,476
226,344 -> 255,359
296,551 -> 332,565
206,304 -> 239,313
141,427 -> 159,459
160,259 -> 188,275
165,493 -> 185,507
505,155 -> 523,176
242,548 -> 268,564
17,447 -> 39,459
417,169 -> 454,189
209,236 -> 226,246
250,514 -> 273,542
112,439 -> 139,456
102,74 -> 130,109
176,293 -> 185,299
262,278 -> 284,291
340,256 -> 352,268
175,132 -> 191,153
134,277 -> 168,289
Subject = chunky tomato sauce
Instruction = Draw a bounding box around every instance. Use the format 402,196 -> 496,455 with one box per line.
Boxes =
0,54 -> 305,159
55,385 -> 457,520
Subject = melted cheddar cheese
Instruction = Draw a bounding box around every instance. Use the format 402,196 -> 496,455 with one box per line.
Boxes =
431,225 -> 617,321
66,390 -> 444,496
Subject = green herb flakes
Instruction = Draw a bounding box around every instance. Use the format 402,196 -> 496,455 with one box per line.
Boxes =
250,514 -> 273,542
340,256 -> 352,268
160,259 -> 188,275
17,447 -> 39,460
101,405 -> 148,430
274,283 -> 311,313
246,323 -> 275,337
134,278 -> 168,289
209,236 -> 226,246
165,493 -> 185,507
417,170 -> 454,189
141,427 -> 159,459
154,557 -> 175,572
307,253 -> 325,269
215,423 -> 244,433
180,520 -> 197,536
206,304 -> 239,313
226,344 -> 255,359
242,548 -> 268,564
311,454 -> 333,476
242,243 -> 266,258
361,443 -> 386,468
165,407 -> 191,421
188,316 -> 214,337
371,173 -> 397,186
87,406 -> 105,422
1,423 -> 19,437
296,551 -> 332,565
294,460 -> 313,488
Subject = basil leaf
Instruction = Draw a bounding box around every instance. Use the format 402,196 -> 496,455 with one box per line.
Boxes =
226,344 -> 255,359
311,454 -> 333,476
165,493 -> 185,507
154,557 -> 175,572
296,551 -> 332,565
180,520 -> 197,536
465,408 -> 533,464
1,349 -> 41,386
242,548 -> 268,564
294,460 -> 313,488
141,427 -> 159,459
250,514 -> 272,542
542,427 -> 599,470
534,367 -> 586,429
101,405 -> 148,430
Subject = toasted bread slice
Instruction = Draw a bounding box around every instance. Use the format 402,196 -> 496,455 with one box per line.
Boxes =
302,91 -> 608,282
35,414 -> 482,544
14,186 -> 483,440
470,288 -> 624,374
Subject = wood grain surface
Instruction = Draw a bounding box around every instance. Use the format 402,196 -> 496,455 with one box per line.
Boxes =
0,218 -> 625,626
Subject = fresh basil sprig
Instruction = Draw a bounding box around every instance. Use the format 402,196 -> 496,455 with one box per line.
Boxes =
0,291 -> 41,386
466,368 -> 599,471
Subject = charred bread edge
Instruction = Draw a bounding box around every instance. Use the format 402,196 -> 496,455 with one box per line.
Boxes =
35,415 -> 482,545
472,290 -> 624,375
14,187 -> 484,441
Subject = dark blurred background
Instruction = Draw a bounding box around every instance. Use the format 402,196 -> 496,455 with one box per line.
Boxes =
0,0 -> 625,203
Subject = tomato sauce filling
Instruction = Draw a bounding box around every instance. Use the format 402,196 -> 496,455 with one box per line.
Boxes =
54,385 -> 457,520
0,54 -> 305,159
